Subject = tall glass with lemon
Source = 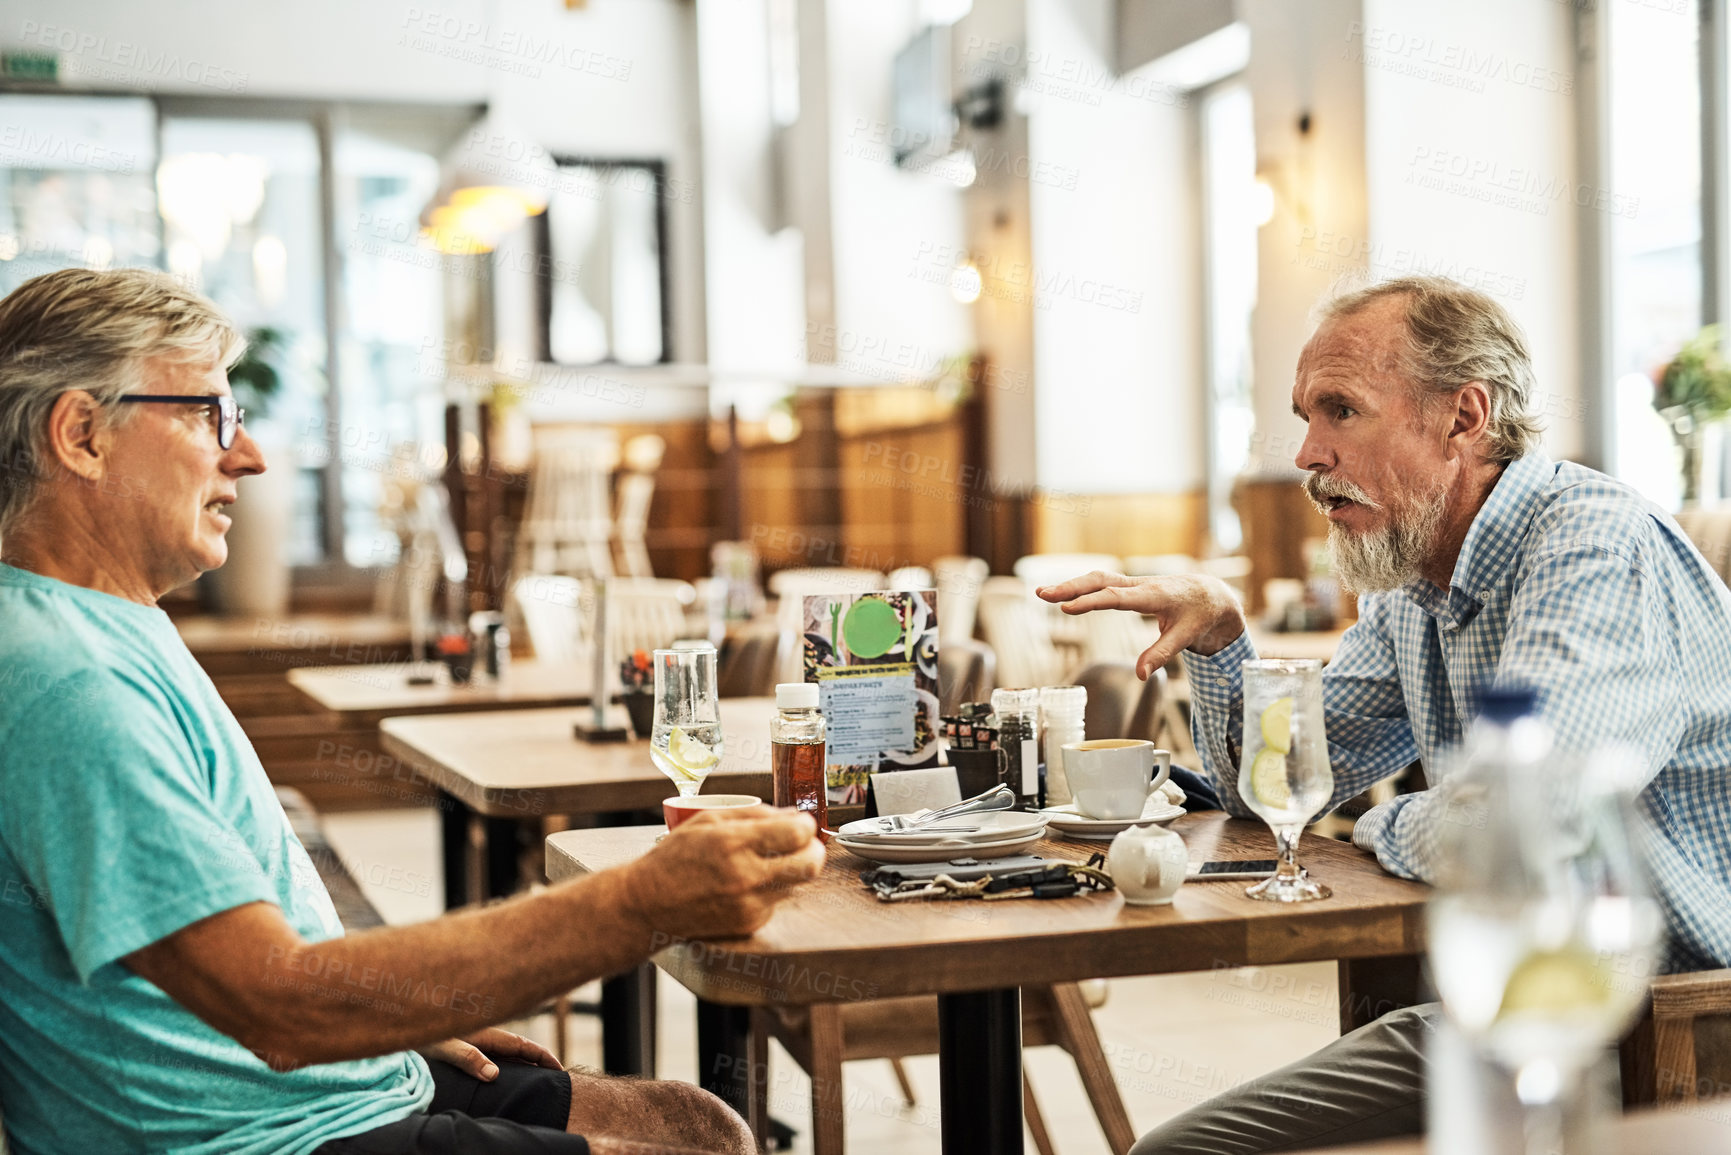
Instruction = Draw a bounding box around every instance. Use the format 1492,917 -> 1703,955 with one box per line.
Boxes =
650,645 -> 723,798
1237,658 -> 1334,902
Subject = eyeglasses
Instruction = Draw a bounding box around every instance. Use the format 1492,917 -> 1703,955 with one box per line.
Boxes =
115,395 -> 245,450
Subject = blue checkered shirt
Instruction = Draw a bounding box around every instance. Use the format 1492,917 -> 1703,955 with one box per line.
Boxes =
1185,453 -> 1731,972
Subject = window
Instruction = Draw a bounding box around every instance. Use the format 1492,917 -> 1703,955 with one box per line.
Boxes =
1605,0 -> 1702,507
0,93 -> 470,570
1199,82 -> 1258,552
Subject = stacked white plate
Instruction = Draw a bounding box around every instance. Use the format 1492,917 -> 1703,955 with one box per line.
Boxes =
833,811 -> 1049,864
1036,796 -> 1185,840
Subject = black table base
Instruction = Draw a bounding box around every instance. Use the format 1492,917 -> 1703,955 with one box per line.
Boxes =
939,987 -> 1024,1155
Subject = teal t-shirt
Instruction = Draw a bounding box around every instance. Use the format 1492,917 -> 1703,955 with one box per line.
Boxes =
0,564 -> 433,1154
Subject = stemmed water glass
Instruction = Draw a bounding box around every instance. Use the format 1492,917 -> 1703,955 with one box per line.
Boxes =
649,645 -> 724,798
1428,746 -> 1662,1154
1237,659 -> 1335,902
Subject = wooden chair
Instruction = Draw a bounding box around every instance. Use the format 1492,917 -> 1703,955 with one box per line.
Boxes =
747,983 -> 1135,1155
885,565 -> 935,591
1074,661 -> 1143,741
1621,968 -> 1731,1105
607,578 -> 696,657
932,555 -> 990,645
511,574 -> 587,663
938,637 -> 996,714
978,577 -> 1066,689
1080,608 -> 1159,671
612,434 -> 665,579
719,623 -> 782,699
1012,554 -> 1123,659
519,431 -> 618,580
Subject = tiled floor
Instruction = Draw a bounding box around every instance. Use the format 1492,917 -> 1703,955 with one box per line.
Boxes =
321,809 -> 1341,1154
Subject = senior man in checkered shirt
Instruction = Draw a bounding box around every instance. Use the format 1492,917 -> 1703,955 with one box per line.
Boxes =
1039,275 -> 1731,1153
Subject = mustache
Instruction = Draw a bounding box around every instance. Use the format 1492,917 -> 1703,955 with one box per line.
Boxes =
1304,473 -> 1380,510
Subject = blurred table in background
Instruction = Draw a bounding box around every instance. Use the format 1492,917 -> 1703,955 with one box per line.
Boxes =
288,659 -> 592,728
1247,625 -> 1352,664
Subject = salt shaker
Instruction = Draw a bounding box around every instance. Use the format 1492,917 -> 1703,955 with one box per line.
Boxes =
1039,685 -> 1086,807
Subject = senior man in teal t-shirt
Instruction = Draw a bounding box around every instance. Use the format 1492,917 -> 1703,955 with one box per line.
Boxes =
0,268 -> 823,1155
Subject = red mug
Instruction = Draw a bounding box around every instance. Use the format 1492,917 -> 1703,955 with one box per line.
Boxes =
663,793 -> 763,830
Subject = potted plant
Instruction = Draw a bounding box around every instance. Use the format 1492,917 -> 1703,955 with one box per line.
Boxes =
201,327 -> 295,615
620,648 -> 655,738
1654,326 -> 1731,506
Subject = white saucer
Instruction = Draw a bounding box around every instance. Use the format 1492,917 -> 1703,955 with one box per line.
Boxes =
1037,801 -> 1185,839
838,811 -> 1047,844
834,829 -> 1045,864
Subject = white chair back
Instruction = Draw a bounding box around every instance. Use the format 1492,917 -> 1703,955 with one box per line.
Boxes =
977,576 -> 1066,689
609,578 -> 697,657
1081,607 -> 1160,669
770,568 -> 888,683
932,555 -> 989,644
885,566 -> 934,591
1011,553 -> 1124,588
518,430 -> 618,579
1124,554 -> 1199,577
511,574 -> 587,663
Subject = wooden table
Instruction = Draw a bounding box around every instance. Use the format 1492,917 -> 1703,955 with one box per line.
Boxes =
176,612 -> 413,676
1246,625 -> 1353,663
288,659 -> 593,727
547,813 -> 1429,1155
382,697 -> 779,1076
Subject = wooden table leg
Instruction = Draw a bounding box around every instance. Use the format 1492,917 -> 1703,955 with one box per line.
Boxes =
439,792 -> 469,911
939,988 -> 1023,1155
697,998 -> 752,1119
1338,954 -> 1427,1034
601,963 -> 658,1077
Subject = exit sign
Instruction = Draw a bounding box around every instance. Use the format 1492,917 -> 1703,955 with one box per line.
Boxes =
2,52 -> 58,83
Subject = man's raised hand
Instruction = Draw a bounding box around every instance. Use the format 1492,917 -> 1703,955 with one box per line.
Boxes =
1034,571 -> 1247,679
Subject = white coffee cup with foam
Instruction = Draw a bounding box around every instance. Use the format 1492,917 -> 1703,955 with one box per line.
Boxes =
1061,739 -> 1172,820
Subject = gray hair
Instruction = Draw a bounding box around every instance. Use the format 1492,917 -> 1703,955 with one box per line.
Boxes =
0,267 -> 244,535
1317,275 -> 1544,464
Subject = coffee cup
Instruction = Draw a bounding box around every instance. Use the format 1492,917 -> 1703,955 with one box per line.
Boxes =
1061,739 -> 1172,820
663,794 -> 763,830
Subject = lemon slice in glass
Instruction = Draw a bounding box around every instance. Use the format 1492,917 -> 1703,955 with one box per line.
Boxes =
1498,949 -> 1608,1018
1260,697 -> 1295,755
1250,748 -> 1291,809
666,726 -> 719,778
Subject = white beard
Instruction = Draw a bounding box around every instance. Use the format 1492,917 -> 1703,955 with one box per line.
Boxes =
1327,484 -> 1449,593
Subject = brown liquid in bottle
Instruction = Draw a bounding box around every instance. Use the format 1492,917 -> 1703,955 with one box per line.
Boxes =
772,739 -> 829,839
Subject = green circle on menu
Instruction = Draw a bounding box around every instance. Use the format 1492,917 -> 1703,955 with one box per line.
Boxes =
842,597 -> 901,659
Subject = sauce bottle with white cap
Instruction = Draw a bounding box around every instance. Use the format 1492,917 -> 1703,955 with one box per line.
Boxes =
771,682 -> 828,837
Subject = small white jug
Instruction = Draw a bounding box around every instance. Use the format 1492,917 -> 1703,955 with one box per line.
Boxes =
1107,823 -> 1189,906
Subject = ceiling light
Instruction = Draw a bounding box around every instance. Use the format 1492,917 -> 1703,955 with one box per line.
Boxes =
950,261 -> 983,304
420,109 -> 556,254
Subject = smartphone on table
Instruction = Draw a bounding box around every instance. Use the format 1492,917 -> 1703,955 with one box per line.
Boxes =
1186,859 -> 1277,881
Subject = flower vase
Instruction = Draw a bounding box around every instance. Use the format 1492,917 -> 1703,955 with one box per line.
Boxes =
1668,409 -> 1706,507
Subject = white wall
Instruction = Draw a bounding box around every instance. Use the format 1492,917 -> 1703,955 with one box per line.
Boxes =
821,0 -> 972,379
11,0 -> 708,368
1361,0 -> 1582,460
1026,0 -> 1202,494
1240,0 -> 1367,479
693,0 -> 806,378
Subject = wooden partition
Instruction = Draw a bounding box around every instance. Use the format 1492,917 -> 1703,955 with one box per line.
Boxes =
1234,476 -> 1332,615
